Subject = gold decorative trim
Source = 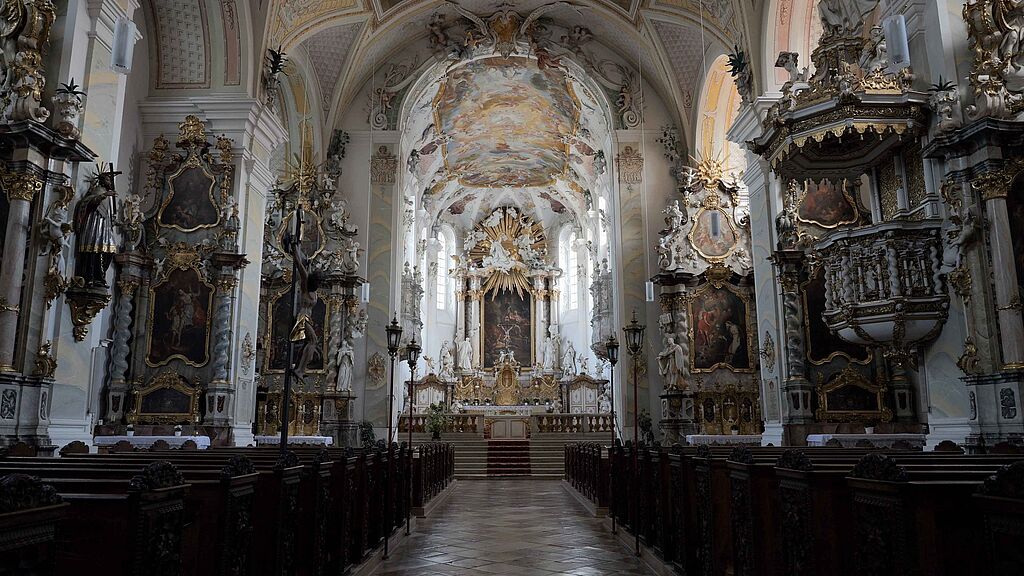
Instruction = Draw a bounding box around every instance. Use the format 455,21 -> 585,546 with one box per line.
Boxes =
32,341 -> 57,379
975,157 -> 1024,201
176,115 -> 208,148
687,195 -> 739,262
0,169 -> 44,202
145,262 -> 215,368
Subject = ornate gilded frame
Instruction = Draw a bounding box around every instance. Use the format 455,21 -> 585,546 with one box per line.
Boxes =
686,194 -> 739,262
795,178 -> 860,229
145,244 -> 215,368
274,210 -> 327,261
156,151 -> 222,232
815,366 -> 893,423
695,382 -> 762,435
128,371 -> 201,424
261,283 -> 331,375
686,277 -> 757,373
480,286 -> 536,369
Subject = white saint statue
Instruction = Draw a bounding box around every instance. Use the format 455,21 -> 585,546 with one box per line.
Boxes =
439,340 -> 454,379
457,333 -> 474,371
338,342 -> 354,391
658,335 -> 687,391
562,341 -> 577,375
578,353 -> 590,376
541,326 -> 560,370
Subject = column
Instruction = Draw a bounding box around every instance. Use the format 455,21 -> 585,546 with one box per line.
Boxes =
532,272 -> 548,363
106,253 -> 146,422
0,170 -> 43,371
468,273 -> 482,367
980,189 -> 1024,367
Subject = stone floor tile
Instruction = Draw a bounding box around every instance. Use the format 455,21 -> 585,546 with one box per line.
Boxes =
370,480 -> 652,576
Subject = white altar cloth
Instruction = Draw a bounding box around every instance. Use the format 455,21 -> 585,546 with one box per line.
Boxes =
93,435 -> 211,450
255,435 -> 334,446
806,433 -> 926,448
685,434 -> 762,446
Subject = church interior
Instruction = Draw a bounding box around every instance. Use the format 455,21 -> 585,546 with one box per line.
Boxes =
2,0 -> 1024,574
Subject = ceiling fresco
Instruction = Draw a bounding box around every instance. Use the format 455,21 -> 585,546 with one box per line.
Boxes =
433,56 -> 581,188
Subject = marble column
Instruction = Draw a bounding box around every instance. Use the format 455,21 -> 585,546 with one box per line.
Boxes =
532,272 -> 549,362
106,252 -> 146,423
468,273 -> 482,367
0,170 -> 43,372
776,251 -> 814,424
981,193 -> 1024,367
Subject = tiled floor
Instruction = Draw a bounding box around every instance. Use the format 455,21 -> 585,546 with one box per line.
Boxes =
372,480 -> 652,576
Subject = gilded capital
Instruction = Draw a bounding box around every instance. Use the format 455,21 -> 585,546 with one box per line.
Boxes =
1,170 -> 44,202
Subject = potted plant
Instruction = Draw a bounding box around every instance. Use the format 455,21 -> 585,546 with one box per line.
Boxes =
426,403 -> 451,440
263,46 -> 288,105
53,79 -> 86,139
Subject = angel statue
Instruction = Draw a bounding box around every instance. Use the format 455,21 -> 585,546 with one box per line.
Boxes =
285,210 -> 322,383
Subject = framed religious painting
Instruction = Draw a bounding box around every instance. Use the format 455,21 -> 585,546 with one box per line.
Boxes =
815,366 -> 893,423
802,266 -> 872,365
687,195 -> 739,261
264,285 -> 329,373
146,267 -> 214,367
481,287 -> 534,368
688,282 -> 755,372
797,178 -> 858,229
157,155 -> 221,232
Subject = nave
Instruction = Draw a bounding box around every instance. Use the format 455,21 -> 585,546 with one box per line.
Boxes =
373,480 -> 651,576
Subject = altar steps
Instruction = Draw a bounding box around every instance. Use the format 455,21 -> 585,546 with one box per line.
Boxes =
412,432 -> 612,479
487,440 -> 531,476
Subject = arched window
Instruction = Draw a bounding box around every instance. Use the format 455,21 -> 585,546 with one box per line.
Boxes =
436,233 -> 449,310
561,229 -> 579,312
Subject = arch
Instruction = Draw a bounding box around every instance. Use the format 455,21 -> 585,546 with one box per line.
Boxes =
694,54 -> 747,177
761,0 -> 823,93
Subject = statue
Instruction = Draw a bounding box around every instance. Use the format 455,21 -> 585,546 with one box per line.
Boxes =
562,340 -> 577,375
73,165 -> 119,287
658,335 -> 687,391
482,236 -> 517,273
541,326 -> 560,370
578,353 -> 589,376
118,192 -> 144,250
338,341 -> 354,391
598,393 -> 611,414
439,340 -> 454,379
457,331 -> 474,371
818,0 -> 880,37
423,355 -> 436,375
997,0 -> 1024,89
286,220 -> 322,383
860,25 -> 889,73
775,181 -> 801,249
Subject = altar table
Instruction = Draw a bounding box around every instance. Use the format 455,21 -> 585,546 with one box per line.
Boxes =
255,435 -> 334,446
805,433 -> 926,448
93,435 -> 211,450
685,434 -> 763,446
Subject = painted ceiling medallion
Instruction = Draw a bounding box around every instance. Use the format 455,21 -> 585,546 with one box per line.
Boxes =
433,56 -> 581,188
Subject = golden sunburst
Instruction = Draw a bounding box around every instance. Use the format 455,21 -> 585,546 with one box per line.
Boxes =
468,207 -> 546,297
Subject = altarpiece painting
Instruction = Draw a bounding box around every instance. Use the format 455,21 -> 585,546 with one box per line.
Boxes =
157,162 -> 221,231
797,178 -> 858,229
146,268 -> 214,367
482,288 -> 533,367
689,283 -> 752,372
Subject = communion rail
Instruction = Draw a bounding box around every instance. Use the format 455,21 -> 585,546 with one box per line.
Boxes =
0,442 -> 455,576
564,442 -> 1024,576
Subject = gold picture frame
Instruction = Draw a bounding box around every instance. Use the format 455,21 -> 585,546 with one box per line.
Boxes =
687,280 -> 757,373
815,366 -> 893,423
480,286 -> 535,369
128,371 -> 200,425
156,150 -> 222,232
145,265 -> 215,368
795,178 -> 859,229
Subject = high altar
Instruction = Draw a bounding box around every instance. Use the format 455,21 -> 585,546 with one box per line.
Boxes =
409,207 -> 607,414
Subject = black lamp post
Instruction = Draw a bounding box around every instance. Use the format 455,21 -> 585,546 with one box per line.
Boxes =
622,309 -> 645,557
383,315 -> 402,558
405,336 -> 421,536
605,334 -> 620,534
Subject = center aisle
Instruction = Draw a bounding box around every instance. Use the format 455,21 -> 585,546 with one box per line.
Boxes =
372,480 -> 652,576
